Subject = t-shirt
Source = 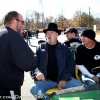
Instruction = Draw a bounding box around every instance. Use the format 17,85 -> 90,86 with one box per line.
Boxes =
75,41 -> 100,74
64,38 -> 82,51
47,44 -> 58,82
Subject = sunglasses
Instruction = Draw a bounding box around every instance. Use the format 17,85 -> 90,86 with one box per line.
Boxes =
16,19 -> 24,25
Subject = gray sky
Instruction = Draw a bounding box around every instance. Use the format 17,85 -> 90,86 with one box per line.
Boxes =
0,0 -> 100,20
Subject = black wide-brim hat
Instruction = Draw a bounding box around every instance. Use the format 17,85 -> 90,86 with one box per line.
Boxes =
43,23 -> 61,35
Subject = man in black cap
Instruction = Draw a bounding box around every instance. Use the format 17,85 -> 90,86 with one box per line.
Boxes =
64,28 -> 82,52
30,23 -> 82,100
75,29 -> 100,86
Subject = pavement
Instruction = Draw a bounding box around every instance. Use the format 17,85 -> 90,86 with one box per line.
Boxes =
21,33 -> 100,100
21,33 -> 46,100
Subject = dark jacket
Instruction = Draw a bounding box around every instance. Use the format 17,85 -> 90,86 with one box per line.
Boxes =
31,42 -> 75,82
0,26 -> 37,89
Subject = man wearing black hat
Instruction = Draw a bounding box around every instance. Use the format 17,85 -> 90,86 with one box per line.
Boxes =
30,23 -> 82,100
75,29 -> 100,86
64,28 -> 82,52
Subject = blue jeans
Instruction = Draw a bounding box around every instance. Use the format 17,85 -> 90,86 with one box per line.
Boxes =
80,74 -> 96,86
30,77 -> 82,100
36,34 -> 38,39
26,36 -> 31,45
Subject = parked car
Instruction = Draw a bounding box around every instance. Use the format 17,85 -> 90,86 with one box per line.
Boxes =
77,27 -> 89,34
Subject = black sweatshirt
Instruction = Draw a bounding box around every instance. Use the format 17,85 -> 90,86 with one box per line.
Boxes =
0,26 -> 37,89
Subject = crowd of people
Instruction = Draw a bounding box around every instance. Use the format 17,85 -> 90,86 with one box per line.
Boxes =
0,10 -> 100,100
21,29 -> 39,46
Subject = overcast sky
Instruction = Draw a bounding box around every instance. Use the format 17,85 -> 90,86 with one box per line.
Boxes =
0,0 -> 100,20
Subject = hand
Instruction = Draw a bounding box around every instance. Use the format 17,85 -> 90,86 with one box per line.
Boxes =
58,80 -> 67,90
36,73 -> 45,81
92,76 -> 99,84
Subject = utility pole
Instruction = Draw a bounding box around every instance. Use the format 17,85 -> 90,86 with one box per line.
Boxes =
61,8 -> 64,29
80,9 -> 82,26
88,7 -> 90,28
39,0 -> 44,29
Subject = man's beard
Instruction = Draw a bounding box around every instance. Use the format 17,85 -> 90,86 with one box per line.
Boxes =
16,26 -> 22,35
47,39 -> 54,44
18,29 -> 21,34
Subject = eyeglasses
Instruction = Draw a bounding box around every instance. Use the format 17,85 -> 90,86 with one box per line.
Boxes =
16,19 -> 24,25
